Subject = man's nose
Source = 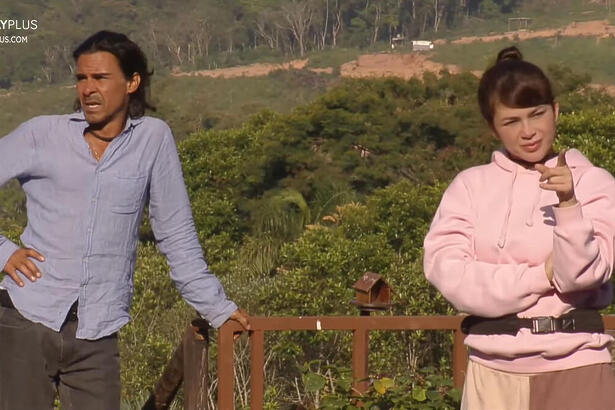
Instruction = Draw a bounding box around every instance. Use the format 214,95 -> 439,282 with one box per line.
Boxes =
82,78 -> 96,94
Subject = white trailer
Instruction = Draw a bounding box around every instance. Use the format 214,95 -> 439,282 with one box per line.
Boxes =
411,40 -> 434,51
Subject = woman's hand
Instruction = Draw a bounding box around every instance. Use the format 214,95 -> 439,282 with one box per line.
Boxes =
535,149 -> 577,208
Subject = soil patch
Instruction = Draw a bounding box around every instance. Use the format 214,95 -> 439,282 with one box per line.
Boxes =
172,59 -> 310,78
435,19 -> 615,46
340,52 -> 463,79
587,83 -> 615,96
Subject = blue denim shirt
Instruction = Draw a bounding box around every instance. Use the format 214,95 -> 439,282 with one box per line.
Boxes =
0,113 -> 237,339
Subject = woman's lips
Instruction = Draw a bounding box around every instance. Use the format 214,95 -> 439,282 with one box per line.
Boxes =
522,141 -> 541,152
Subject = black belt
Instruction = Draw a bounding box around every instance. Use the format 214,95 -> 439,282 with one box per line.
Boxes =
461,309 -> 604,336
0,289 -> 78,322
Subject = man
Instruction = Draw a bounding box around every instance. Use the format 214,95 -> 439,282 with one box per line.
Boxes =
0,31 -> 250,410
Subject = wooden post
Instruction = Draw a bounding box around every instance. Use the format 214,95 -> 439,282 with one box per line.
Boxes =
452,328 -> 467,389
352,327 -> 369,394
250,330 -> 265,409
142,338 -> 185,410
184,319 -> 210,410
218,322 -> 236,410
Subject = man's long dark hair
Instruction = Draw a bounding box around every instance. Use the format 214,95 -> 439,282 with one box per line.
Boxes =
73,31 -> 155,118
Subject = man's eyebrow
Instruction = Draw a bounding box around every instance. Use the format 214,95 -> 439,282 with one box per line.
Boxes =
75,71 -> 112,77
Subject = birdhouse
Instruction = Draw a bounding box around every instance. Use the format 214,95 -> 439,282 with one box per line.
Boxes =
352,272 -> 392,311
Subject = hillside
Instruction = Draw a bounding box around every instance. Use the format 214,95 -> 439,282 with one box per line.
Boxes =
1,0 -> 613,89
169,19 -> 615,87
0,70 -> 332,139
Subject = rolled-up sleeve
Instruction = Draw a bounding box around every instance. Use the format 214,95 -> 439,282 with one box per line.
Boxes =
148,124 -> 237,328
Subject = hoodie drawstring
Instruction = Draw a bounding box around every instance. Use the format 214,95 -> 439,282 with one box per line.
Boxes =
525,181 -> 542,227
497,168 -> 517,249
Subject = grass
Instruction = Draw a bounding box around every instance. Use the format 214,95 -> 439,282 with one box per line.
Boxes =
0,85 -> 75,137
306,44 -> 391,69
432,0 -> 612,41
518,0 -> 613,30
152,69 -> 334,139
192,47 -> 287,71
0,69 -> 335,140
431,36 -> 615,84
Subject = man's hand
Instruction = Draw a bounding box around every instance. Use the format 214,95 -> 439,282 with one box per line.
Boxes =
535,149 -> 577,208
228,309 -> 251,340
2,248 -> 45,287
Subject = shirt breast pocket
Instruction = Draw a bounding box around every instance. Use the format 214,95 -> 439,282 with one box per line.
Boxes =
104,173 -> 147,214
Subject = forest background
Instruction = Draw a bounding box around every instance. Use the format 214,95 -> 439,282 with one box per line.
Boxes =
2,0 -> 615,408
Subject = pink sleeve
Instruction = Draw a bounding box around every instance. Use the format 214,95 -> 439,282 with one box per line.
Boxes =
551,167 -> 615,292
423,175 -> 553,317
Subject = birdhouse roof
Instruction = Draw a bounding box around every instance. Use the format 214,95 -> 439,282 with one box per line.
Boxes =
353,272 -> 388,292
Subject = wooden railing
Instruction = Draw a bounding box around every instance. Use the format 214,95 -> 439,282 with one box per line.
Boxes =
217,315 -> 467,409
146,315 -> 615,410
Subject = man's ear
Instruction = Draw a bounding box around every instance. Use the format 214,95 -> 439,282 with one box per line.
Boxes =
127,72 -> 141,94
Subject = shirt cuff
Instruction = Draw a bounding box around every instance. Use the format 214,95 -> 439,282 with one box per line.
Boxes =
552,201 -> 583,226
529,263 -> 554,293
205,300 -> 239,329
0,238 -> 19,273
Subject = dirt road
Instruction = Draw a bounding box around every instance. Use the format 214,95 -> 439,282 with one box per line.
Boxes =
436,20 -> 615,46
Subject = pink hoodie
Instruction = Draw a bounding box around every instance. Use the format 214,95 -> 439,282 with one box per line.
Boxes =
424,149 -> 615,373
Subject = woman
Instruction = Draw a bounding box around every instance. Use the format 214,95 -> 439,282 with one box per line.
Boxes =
423,46 -> 615,409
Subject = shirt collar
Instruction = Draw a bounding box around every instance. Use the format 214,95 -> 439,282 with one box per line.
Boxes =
68,110 -> 145,132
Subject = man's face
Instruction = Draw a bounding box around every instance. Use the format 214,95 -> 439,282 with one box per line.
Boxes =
76,51 -> 139,130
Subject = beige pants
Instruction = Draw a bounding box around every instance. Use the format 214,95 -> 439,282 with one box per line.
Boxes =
461,360 -> 615,410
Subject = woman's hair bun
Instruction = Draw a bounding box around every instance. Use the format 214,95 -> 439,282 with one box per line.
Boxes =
496,46 -> 523,63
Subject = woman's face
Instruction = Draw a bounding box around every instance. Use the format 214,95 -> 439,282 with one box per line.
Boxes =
491,101 -> 559,165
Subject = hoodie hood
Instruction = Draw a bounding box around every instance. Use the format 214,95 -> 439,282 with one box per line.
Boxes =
490,148 -> 592,248
492,148 -> 593,173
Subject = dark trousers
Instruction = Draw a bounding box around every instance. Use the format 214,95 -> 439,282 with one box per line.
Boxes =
0,306 -> 121,410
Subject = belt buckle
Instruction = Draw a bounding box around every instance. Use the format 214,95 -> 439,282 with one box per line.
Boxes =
531,316 -> 556,334
531,316 -> 576,334
560,317 -> 575,332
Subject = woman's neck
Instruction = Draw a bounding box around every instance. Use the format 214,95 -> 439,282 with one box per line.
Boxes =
505,149 -> 556,169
